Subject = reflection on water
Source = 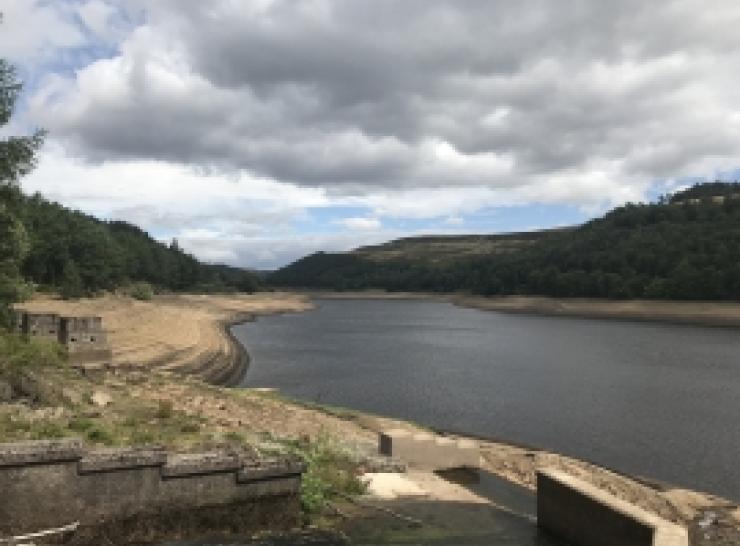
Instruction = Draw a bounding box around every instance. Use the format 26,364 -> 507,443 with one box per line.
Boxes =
234,298 -> 740,500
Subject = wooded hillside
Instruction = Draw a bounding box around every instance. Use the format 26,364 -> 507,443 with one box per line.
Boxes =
10,189 -> 260,298
270,182 -> 740,300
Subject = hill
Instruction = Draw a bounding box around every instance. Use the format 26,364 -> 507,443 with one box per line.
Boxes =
5,188 -> 260,298
269,182 -> 740,300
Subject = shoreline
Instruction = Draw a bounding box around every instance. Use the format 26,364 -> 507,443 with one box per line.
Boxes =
300,289 -> 740,328
15,293 -> 314,387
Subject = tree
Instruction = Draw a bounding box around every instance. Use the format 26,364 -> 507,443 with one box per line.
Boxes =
0,39 -> 44,327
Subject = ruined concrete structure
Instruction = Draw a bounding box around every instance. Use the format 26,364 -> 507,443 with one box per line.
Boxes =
15,311 -> 112,363
21,312 -> 60,341
0,439 -> 305,545
59,315 -> 112,362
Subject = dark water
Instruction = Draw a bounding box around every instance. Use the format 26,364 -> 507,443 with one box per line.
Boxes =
233,298 -> 740,500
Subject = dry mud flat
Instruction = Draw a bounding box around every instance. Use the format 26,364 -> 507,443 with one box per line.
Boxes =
306,290 -> 740,327
454,295 -> 740,328
16,292 -> 313,384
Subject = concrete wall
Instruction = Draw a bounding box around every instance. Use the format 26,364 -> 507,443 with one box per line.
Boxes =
21,312 -> 60,341
0,439 -> 305,544
537,469 -> 688,546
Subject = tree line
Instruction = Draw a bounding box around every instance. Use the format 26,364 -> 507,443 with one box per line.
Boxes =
270,183 -> 740,301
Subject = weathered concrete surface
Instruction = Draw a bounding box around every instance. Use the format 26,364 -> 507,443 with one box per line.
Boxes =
537,469 -> 688,546
0,439 -> 305,544
379,429 -> 480,470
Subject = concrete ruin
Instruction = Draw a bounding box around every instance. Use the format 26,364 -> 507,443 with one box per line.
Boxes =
59,315 -> 112,363
15,311 -> 112,364
21,312 -> 60,341
0,439 -> 305,545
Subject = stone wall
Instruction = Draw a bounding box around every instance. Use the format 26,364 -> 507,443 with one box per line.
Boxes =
0,439 -> 305,545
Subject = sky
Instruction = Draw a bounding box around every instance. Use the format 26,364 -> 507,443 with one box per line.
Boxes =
2,1 -> 740,269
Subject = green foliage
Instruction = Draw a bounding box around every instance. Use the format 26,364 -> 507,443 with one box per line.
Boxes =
59,259 -> 85,299
13,196 -> 262,297
0,331 -> 66,377
125,281 -> 154,301
270,182 -> 740,301
0,53 -> 41,324
0,59 -> 44,185
276,434 -> 366,517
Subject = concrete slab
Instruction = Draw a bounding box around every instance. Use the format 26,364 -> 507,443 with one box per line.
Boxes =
537,469 -> 688,546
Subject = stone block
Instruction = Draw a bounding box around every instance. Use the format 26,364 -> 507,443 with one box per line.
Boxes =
378,430 -> 480,470
79,447 -> 167,473
0,438 -> 83,467
162,452 -> 241,478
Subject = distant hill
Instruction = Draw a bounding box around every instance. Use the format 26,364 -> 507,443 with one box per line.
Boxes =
8,189 -> 260,297
269,182 -> 740,300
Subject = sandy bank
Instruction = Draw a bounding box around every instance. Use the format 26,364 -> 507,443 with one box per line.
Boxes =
454,295 -> 740,328
15,292 -> 313,385
302,290 -> 740,328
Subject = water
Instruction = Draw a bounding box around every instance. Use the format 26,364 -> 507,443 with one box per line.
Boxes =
233,298 -> 740,500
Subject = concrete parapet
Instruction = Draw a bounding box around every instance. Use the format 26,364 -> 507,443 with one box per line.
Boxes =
537,469 -> 688,546
379,429 -> 480,470
0,438 -> 84,466
0,439 -> 305,544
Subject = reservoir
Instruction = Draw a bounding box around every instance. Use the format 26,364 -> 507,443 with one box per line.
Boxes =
233,298 -> 740,501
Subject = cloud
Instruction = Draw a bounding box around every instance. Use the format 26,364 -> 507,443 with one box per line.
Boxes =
22,0 -> 740,206
338,217 -> 382,231
0,0 -> 84,62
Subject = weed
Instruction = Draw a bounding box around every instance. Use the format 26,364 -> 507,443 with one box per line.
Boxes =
86,426 -> 115,445
276,432 -> 366,518
155,399 -> 174,419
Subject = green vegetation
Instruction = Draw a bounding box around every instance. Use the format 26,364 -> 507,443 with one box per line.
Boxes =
15,196 -> 261,298
270,182 -> 740,300
0,54 -> 42,326
260,432 -> 365,518
0,333 -> 66,377
124,281 -> 155,301
297,435 -> 365,517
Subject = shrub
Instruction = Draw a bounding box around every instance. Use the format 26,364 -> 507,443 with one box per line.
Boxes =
86,426 -> 115,445
155,399 -> 174,419
282,433 -> 366,517
0,331 -> 66,377
126,282 -> 154,301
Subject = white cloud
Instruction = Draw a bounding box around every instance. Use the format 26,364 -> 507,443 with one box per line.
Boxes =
0,0 -> 84,62
338,217 -> 382,231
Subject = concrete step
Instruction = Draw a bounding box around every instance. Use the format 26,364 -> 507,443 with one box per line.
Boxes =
379,429 -> 480,470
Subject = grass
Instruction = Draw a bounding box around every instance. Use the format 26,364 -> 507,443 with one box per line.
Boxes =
0,331 -> 66,376
0,396 -> 208,448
